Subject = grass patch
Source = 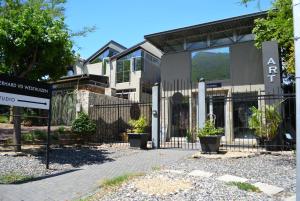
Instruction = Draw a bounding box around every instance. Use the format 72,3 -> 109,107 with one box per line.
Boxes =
152,166 -> 161,171
0,172 -> 34,184
100,172 -> 144,189
227,182 -> 261,193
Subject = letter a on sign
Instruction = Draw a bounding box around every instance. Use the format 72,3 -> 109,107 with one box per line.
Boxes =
267,58 -> 276,65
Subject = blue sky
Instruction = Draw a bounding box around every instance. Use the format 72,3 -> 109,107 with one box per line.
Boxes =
65,0 -> 271,59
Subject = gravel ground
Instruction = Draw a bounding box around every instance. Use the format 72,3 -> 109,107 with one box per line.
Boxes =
92,152 -> 295,201
0,144 -> 142,178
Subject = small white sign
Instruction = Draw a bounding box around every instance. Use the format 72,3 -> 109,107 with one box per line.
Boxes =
0,92 -> 50,110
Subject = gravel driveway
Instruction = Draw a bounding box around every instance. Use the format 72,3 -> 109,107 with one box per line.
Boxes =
95,152 -> 296,201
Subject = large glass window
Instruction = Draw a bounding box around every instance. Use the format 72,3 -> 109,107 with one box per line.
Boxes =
116,60 -> 130,83
116,49 -> 145,83
191,47 -> 230,82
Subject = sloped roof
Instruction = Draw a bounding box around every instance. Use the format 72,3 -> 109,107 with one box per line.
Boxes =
84,40 -> 127,64
144,11 -> 267,51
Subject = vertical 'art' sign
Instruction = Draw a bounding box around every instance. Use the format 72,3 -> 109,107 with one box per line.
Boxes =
262,41 -> 282,94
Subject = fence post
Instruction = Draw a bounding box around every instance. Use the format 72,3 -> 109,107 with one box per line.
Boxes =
152,83 -> 160,149
198,79 -> 206,129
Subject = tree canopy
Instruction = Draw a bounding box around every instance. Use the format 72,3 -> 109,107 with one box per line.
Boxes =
241,0 -> 295,75
0,0 -> 75,80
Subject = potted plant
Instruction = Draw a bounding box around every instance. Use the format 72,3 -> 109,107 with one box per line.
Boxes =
197,120 -> 224,153
186,129 -> 196,143
128,116 -> 148,149
248,104 -> 281,151
71,112 -> 96,145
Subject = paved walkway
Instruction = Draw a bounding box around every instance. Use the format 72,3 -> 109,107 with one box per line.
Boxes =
0,149 -> 194,201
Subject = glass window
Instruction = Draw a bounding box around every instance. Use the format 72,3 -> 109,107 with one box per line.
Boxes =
191,47 -> 230,82
90,48 -> 120,64
133,57 -> 143,71
116,60 -> 130,83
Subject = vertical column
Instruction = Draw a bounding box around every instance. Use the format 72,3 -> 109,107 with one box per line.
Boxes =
293,0 -> 300,199
152,83 -> 160,148
198,79 -> 206,129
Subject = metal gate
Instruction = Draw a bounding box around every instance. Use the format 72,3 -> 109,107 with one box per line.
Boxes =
158,79 -> 296,151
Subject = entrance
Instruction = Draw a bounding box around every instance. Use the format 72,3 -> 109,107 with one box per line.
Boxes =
232,93 -> 258,139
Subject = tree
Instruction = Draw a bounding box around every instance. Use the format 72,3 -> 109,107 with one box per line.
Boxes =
241,0 -> 295,75
0,0 -> 75,151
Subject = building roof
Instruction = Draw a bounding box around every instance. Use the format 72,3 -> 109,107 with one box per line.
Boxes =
144,11 -> 267,51
110,41 -> 147,60
84,40 -> 127,64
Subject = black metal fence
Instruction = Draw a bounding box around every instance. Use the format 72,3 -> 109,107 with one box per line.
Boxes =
159,80 -> 296,151
89,93 -> 152,146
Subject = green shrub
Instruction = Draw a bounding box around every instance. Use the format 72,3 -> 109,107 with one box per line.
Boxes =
72,112 -> 96,135
33,130 -> 47,141
58,126 -> 65,134
21,130 -> 47,142
0,115 -> 9,123
22,132 -> 34,142
197,120 -> 224,137
128,116 -> 148,134
248,104 -> 282,140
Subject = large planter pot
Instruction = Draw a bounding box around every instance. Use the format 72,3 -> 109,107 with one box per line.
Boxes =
199,135 -> 222,153
128,133 -> 148,149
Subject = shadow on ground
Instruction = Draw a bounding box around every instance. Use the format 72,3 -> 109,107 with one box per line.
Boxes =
31,147 -> 116,167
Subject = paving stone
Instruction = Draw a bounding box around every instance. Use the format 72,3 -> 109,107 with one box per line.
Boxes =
284,194 -> 296,201
188,170 -> 213,178
164,169 -> 184,174
253,182 -> 284,196
216,174 -> 248,183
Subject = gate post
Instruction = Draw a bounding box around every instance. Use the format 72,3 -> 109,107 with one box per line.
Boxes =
152,83 -> 160,149
198,79 -> 206,129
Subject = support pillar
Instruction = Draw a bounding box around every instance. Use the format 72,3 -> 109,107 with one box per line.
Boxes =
152,83 -> 160,148
198,79 -> 206,129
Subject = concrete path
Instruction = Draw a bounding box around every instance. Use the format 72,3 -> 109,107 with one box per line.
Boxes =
0,149 -> 194,201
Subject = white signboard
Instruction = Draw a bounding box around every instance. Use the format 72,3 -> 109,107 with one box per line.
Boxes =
0,75 -> 51,110
0,92 -> 50,110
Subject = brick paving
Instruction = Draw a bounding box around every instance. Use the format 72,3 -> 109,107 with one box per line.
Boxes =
0,149 -> 194,201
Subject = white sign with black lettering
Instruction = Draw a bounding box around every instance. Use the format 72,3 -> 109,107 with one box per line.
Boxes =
0,92 -> 50,110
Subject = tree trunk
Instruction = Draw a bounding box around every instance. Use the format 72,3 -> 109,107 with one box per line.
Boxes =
13,106 -> 21,152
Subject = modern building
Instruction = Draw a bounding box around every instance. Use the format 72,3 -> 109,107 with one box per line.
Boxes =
74,40 -> 163,102
145,11 -> 284,144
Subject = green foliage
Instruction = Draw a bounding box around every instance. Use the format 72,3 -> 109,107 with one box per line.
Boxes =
128,116 -> 148,134
0,172 -> 34,184
186,130 -> 196,143
245,0 -> 294,75
228,181 -> 261,192
248,104 -> 282,140
0,0 -> 75,80
21,130 -> 47,142
100,173 -> 144,188
58,126 -> 65,134
0,115 -> 8,123
197,120 -> 224,137
71,112 -> 96,135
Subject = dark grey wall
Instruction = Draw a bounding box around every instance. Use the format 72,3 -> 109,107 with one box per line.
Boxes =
161,51 -> 191,83
230,41 -> 264,85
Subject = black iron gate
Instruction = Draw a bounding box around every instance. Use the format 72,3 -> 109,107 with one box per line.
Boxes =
159,79 -> 296,151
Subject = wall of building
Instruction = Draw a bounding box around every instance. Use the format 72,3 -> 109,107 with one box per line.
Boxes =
160,51 -> 191,82
160,41 -> 264,86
